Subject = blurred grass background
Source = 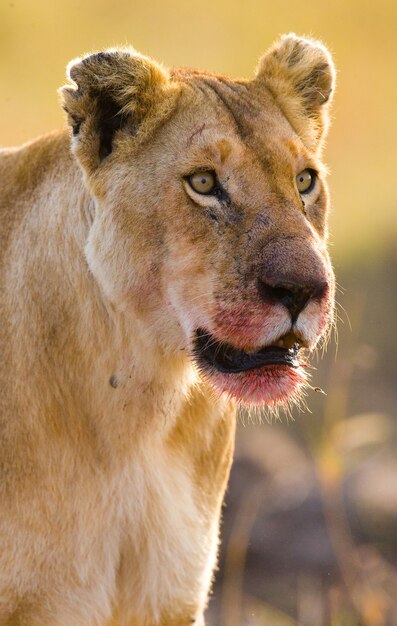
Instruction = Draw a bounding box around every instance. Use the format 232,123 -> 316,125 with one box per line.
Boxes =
1,1 -> 396,624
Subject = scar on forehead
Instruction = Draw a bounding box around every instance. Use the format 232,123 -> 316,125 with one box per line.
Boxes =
186,123 -> 206,147
186,127 -> 232,163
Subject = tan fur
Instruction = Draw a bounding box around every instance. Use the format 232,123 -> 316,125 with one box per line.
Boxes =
256,33 -> 335,150
0,35 -> 335,625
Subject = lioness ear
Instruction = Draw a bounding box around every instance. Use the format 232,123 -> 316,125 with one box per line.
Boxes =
60,49 -> 172,172
256,34 -> 335,150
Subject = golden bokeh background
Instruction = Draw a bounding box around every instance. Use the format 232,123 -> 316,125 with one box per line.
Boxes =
1,2 -> 397,625
1,0 -> 396,260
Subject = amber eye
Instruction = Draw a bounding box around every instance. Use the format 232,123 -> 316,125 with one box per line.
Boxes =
296,169 -> 316,194
187,171 -> 216,195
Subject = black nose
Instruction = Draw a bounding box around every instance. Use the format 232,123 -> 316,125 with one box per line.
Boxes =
257,278 -> 327,322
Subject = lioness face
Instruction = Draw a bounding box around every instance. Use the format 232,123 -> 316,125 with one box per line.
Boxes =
62,35 -> 335,408
151,84 -> 333,407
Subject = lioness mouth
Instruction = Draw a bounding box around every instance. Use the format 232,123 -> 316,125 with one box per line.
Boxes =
194,328 -> 300,374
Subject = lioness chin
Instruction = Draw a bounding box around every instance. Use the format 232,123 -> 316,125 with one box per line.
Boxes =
0,34 -> 335,625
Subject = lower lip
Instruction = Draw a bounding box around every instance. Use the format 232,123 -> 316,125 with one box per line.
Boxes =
204,363 -> 306,406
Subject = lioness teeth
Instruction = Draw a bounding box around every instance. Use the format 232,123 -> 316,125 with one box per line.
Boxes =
280,332 -> 299,349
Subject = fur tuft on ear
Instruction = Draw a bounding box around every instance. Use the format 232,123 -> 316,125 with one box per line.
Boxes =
256,34 -> 335,150
60,48 -> 176,172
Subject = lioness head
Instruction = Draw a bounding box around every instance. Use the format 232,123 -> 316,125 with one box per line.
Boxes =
61,34 -> 335,408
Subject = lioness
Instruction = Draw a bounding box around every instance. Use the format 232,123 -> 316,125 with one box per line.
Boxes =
0,34 -> 335,625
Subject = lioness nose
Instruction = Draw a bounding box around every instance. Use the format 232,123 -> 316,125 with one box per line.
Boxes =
257,278 -> 327,322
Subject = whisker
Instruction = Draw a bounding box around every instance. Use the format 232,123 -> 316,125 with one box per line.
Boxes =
335,298 -> 352,332
335,280 -> 346,294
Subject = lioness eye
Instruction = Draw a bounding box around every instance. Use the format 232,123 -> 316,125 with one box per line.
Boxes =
296,169 -> 316,194
188,171 -> 216,195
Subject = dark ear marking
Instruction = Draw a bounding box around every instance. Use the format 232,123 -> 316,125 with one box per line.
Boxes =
70,51 -> 132,159
93,90 -> 131,161
70,114 -> 84,136
63,87 -> 131,160
60,47 -> 174,171
296,62 -> 332,108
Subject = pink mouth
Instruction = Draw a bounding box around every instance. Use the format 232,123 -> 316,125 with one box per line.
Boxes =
209,364 -> 306,406
193,329 -> 306,406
